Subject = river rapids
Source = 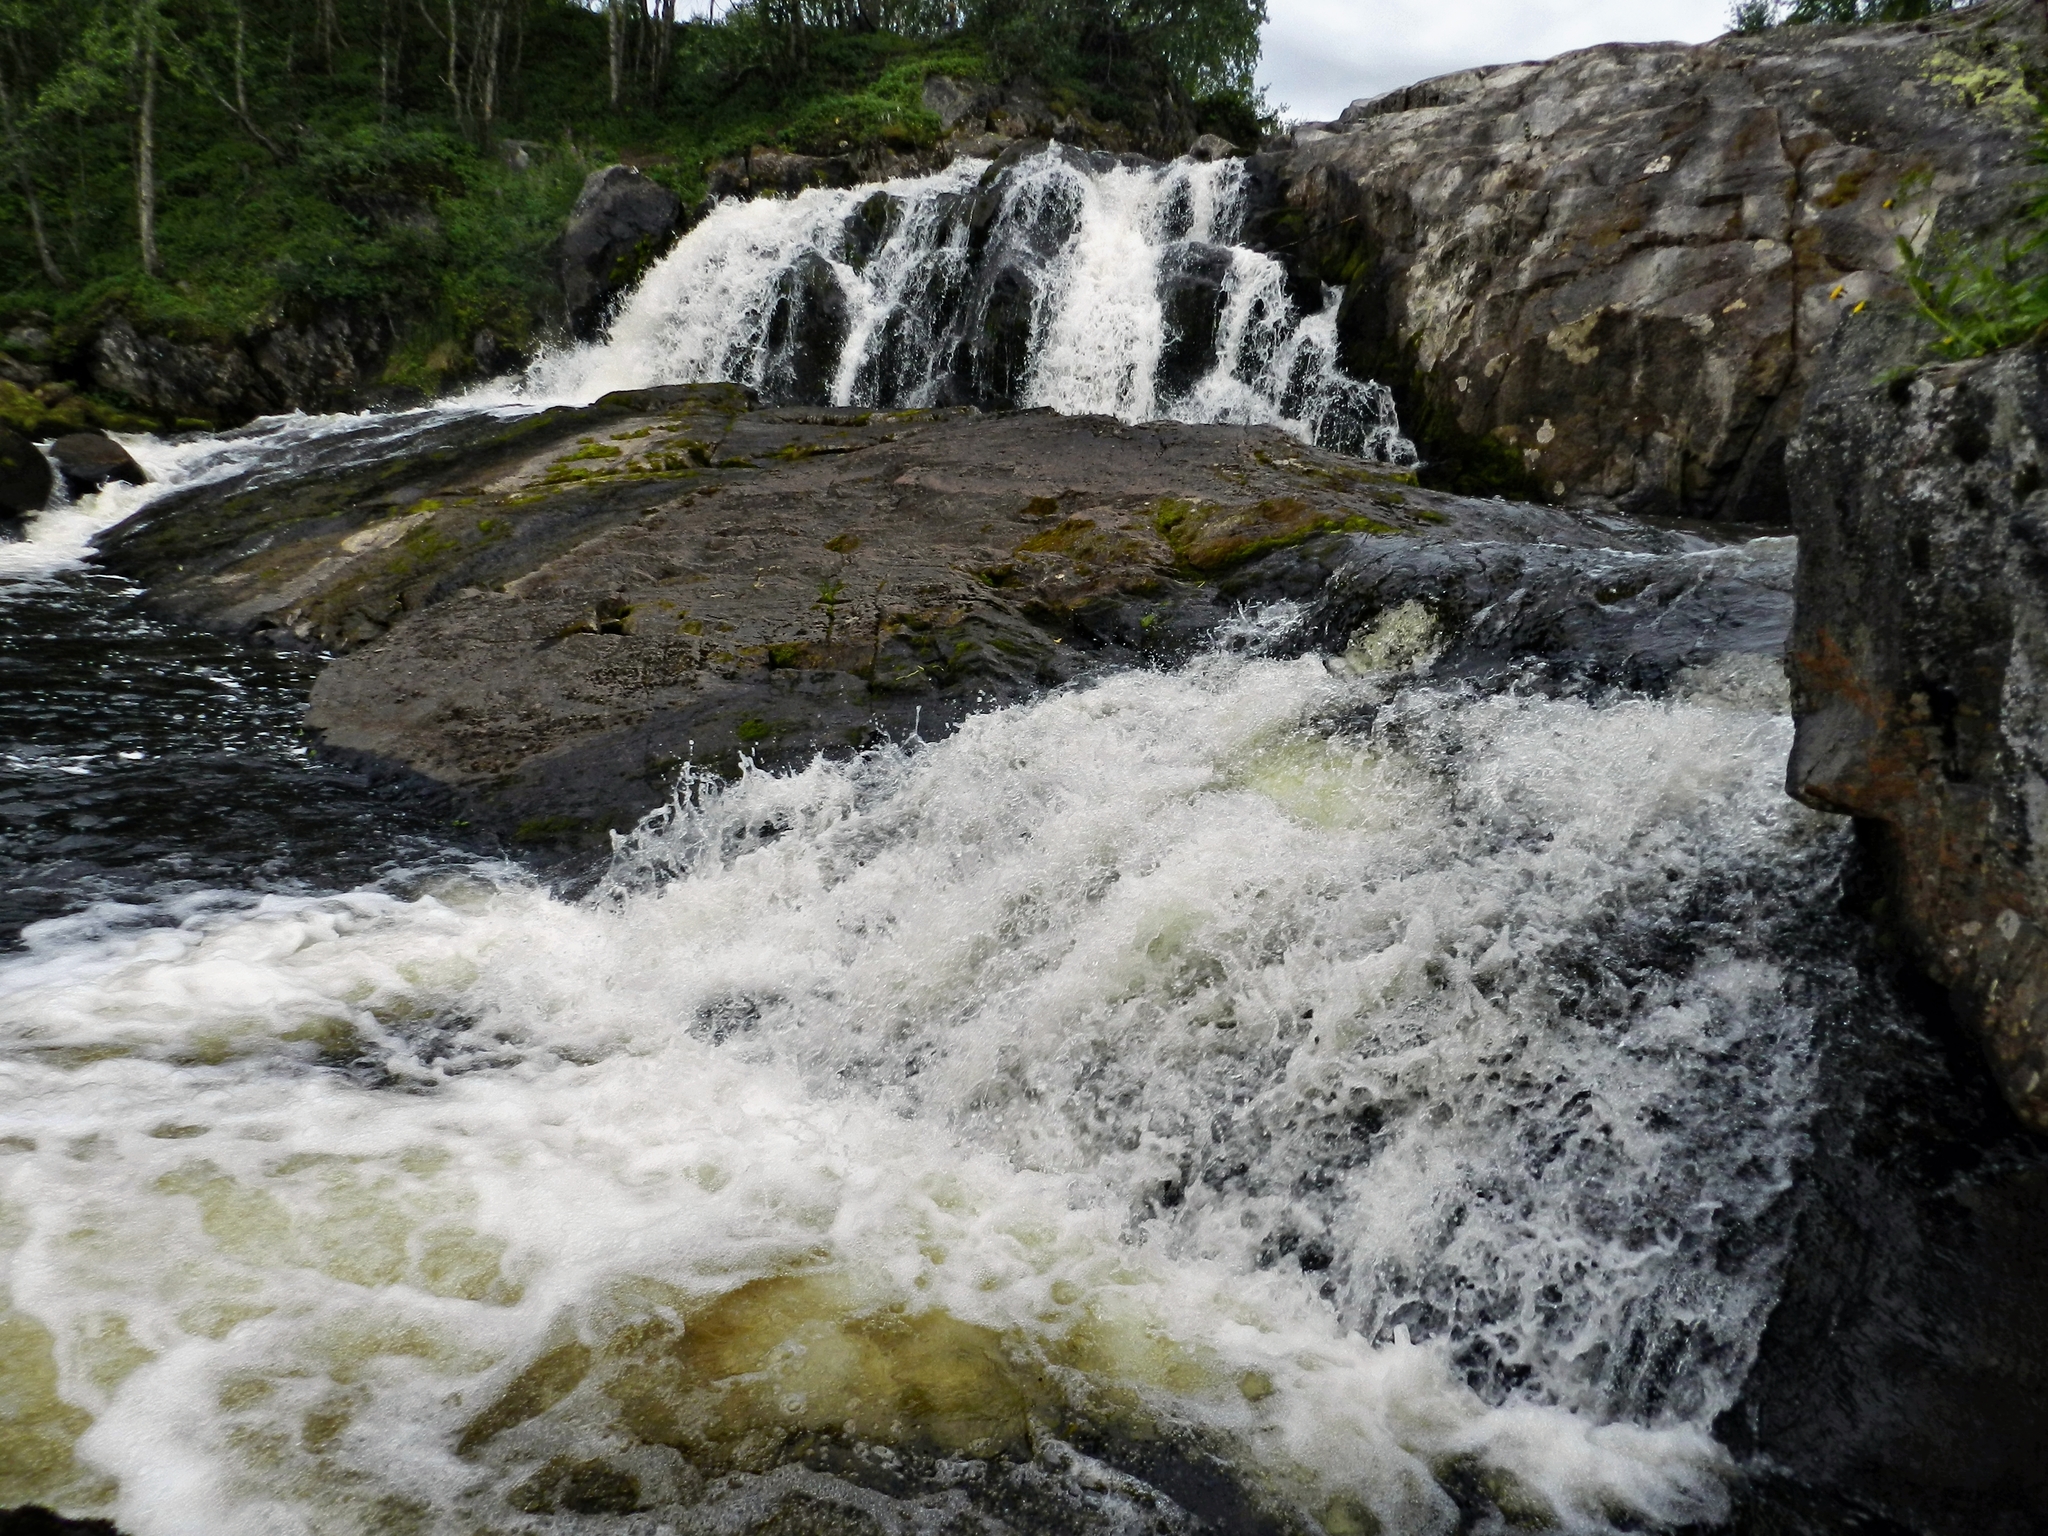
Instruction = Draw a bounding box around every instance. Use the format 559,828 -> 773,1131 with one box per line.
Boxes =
0,149 -> 1875,1536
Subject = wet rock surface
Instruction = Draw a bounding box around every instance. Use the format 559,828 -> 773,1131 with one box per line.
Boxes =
1721,923 -> 2048,1536
1253,2 -> 2043,518
91,385 -> 1729,843
0,425 -> 52,518
558,164 -> 686,339
45,433 -> 146,498
1785,331 -> 2048,1132
1302,528 -> 1794,692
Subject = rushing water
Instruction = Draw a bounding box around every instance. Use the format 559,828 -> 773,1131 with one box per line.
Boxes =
3,457 -> 1844,1533
0,148 -> 1877,1535
510,150 -> 1414,462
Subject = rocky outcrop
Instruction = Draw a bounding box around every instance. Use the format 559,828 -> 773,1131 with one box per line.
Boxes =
1253,2 -> 2043,518
92,386 -> 1747,842
0,426 -> 52,519
86,312 -> 398,428
45,433 -> 146,498
558,165 -> 685,339
1786,331 -> 2048,1131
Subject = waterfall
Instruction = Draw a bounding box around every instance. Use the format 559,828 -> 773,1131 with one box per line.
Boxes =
518,149 -> 1416,464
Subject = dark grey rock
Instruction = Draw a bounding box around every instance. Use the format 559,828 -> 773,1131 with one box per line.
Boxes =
90,316 -> 268,425
761,252 -> 851,406
93,388 -> 1660,843
922,74 -> 999,130
1156,243 -> 1235,401
0,425 -> 53,516
0,353 -> 51,389
1306,531 -> 1793,692
558,165 -> 684,339
47,432 -> 146,497
1786,330 -> 2048,1132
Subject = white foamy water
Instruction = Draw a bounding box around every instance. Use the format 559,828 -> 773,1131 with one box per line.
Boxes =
0,435 -> 224,581
1,646 -> 1834,1534
508,150 -> 1414,462
1,408 -> 536,585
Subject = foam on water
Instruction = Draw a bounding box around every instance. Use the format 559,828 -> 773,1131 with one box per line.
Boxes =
507,150 -> 1414,461
0,409 -> 521,585
1,644 -> 1837,1534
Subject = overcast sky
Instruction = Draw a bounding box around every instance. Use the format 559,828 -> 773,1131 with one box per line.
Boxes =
1257,0 -> 1737,122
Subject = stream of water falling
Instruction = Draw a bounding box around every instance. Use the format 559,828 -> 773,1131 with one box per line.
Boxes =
0,150 -> 1865,1533
507,150 -> 1414,462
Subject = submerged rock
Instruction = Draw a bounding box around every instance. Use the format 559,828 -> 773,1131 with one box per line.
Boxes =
46,433 -> 146,498
1786,332 -> 2048,1133
1253,2 -> 2043,518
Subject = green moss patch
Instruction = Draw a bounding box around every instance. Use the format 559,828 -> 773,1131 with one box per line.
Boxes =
1153,496 -> 1396,572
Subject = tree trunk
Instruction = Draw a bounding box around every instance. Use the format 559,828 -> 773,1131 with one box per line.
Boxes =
607,1 -> 622,109
135,1 -> 160,277
479,3 -> 503,145
378,0 -> 392,118
0,65 -> 66,287
233,6 -> 249,118
444,0 -> 464,130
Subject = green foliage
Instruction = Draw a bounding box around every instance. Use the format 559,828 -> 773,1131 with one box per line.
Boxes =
1900,228 -> 2048,356
0,0 -> 1265,409
1894,71 -> 2048,359
1726,0 -> 1957,31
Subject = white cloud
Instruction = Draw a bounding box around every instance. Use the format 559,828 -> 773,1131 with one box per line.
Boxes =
1256,0 -> 1736,122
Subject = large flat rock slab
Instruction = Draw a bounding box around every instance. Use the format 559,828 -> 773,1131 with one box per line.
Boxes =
95,387 -> 1761,841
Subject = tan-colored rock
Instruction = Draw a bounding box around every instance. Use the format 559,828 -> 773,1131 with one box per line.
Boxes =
1256,2 -> 2042,518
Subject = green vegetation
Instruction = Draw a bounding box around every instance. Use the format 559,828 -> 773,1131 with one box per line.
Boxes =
0,0 -> 1269,402
1896,52 -> 2048,358
1728,0 -> 1960,33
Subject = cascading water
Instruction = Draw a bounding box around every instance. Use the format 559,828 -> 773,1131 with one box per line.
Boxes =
517,149 -> 1415,463
0,156 -> 1865,1536
1,458 -> 1845,1533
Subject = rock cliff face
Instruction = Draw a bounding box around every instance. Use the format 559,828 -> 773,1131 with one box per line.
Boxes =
1787,332 -> 2048,1132
1253,2 -> 2042,518
84,312 -> 401,428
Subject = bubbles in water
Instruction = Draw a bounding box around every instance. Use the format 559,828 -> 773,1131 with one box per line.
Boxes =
0,648 -> 1835,1533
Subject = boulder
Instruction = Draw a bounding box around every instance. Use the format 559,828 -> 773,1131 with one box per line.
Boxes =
922,74 -> 999,130
760,251 -> 851,405
1156,243 -> 1235,400
558,165 -> 684,339
1255,2 -> 2044,518
92,386 -> 1686,843
0,424 -> 53,516
89,316 -> 268,426
1786,330 -> 2048,1131
47,432 -> 147,497
1186,133 -> 1239,162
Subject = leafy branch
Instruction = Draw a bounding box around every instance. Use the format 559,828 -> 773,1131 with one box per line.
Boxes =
1897,105 -> 2048,359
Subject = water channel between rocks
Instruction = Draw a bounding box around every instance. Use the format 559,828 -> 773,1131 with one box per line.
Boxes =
0,147 -> 2037,1536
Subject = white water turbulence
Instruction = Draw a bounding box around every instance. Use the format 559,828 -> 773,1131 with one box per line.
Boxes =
516,149 -> 1417,463
0,641 -> 1839,1536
